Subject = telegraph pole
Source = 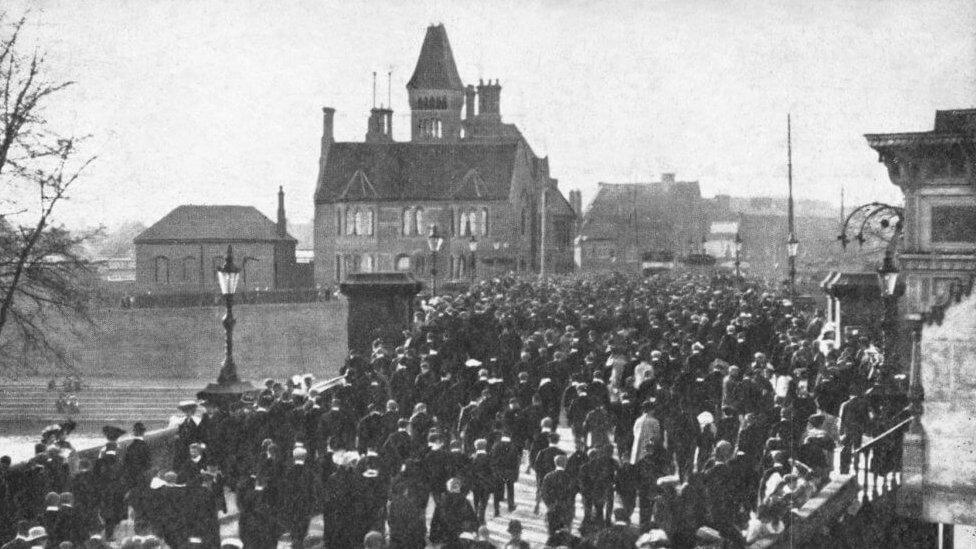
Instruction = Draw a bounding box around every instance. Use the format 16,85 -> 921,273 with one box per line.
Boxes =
787,114 -> 799,296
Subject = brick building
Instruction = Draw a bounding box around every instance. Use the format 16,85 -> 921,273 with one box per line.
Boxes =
576,174 -> 707,272
135,188 -> 309,293
313,24 -> 577,284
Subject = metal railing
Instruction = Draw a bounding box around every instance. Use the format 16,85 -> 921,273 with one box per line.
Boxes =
853,414 -> 913,503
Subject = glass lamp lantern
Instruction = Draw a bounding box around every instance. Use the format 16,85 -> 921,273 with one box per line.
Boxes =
216,246 -> 241,296
787,234 -> 799,258
878,251 -> 900,297
427,225 -> 444,252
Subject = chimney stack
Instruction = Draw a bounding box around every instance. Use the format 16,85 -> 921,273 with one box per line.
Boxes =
569,190 -> 583,218
322,107 -> 335,143
365,107 -> 394,142
661,173 -> 676,185
277,186 -> 287,238
464,85 -> 477,121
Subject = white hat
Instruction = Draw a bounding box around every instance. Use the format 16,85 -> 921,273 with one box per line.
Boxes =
465,358 -> 483,368
697,411 -> 714,428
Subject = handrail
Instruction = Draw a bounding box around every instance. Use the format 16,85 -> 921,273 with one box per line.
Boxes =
854,416 -> 913,454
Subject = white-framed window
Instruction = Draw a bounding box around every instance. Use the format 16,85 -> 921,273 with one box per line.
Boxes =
361,254 -> 374,273
395,254 -> 411,271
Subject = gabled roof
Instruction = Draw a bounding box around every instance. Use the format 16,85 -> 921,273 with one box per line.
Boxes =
407,24 -> 464,91
579,180 -> 702,241
315,142 -> 518,203
452,169 -> 489,199
135,205 -> 295,244
340,169 -> 381,200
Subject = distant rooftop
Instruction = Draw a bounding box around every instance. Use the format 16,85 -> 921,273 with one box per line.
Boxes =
135,205 -> 296,244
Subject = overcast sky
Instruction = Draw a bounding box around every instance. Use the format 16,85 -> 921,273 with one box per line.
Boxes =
7,0 -> 976,228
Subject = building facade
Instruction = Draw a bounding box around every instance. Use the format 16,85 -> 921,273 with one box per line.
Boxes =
134,189 -> 309,293
313,25 -> 576,285
866,108 -> 976,315
576,174 -> 707,273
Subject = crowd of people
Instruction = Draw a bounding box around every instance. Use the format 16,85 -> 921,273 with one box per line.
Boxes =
0,272 -> 903,548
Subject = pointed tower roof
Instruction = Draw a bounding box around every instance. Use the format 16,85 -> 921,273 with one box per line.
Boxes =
407,24 -> 464,91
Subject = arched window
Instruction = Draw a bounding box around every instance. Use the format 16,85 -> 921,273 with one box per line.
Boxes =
480,208 -> 489,236
365,208 -> 374,236
395,254 -> 411,271
415,207 -> 424,235
154,256 -> 169,284
459,211 -> 470,236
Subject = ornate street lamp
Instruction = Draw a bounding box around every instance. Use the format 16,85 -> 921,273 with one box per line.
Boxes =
468,236 -> 478,281
427,225 -> 444,294
199,245 -> 254,406
877,248 -> 902,380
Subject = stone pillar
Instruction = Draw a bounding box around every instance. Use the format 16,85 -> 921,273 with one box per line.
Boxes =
339,272 -> 422,355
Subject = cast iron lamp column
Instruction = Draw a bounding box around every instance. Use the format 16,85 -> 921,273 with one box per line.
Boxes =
427,225 -> 444,294
468,236 -> 478,282
216,245 -> 241,385
787,233 -> 799,296
877,248 -> 901,382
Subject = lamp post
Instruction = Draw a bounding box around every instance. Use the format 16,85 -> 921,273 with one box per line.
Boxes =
734,230 -> 743,280
468,236 -> 478,282
787,232 -> 799,295
427,225 -> 444,294
878,248 -> 900,380
199,245 -> 254,407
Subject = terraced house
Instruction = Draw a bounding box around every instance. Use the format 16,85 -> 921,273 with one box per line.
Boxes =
313,24 -> 578,284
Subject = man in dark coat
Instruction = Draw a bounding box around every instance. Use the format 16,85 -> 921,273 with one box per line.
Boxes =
53,492 -> 87,546
357,404 -> 386,455
281,446 -> 319,547
387,473 -> 426,549
238,473 -> 280,549
122,422 -> 151,519
94,443 -> 126,541
380,419 -> 413,480
174,402 -> 209,472
421,434 -> 453,505
580,446 -> 617,527
532,432 -> 565,514
541,454 -> 575,537
320,457 -> 359,549
429,477 -> 477,547
67,460 -> 99,534
489,433 -> 520,513
469,439 -> 495,524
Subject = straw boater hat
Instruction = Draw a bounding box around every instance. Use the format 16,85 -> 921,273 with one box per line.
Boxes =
177,400 -> 199,413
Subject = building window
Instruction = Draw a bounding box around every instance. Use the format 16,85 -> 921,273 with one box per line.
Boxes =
481,207 -> 489,236
395,254 -> 411,271
181,256 -> 195,283
335,254 -> 341,280
361,254 -> 374,273
335,207 -> 343,235
350,207 -> 374,236
415,207 -> 424,236
413,253 -> 427,275
345,206 -> 356,235
154,256 -> 169,284
931,205 -> 976,243
403,208 -> 415,236
459,211 -> 470,236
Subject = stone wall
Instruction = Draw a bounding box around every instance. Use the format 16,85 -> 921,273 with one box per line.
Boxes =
903,290 -> 976,525
33,301 -> 348,381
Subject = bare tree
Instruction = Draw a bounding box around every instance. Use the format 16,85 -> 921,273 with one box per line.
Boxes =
0,13 -> 97,376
